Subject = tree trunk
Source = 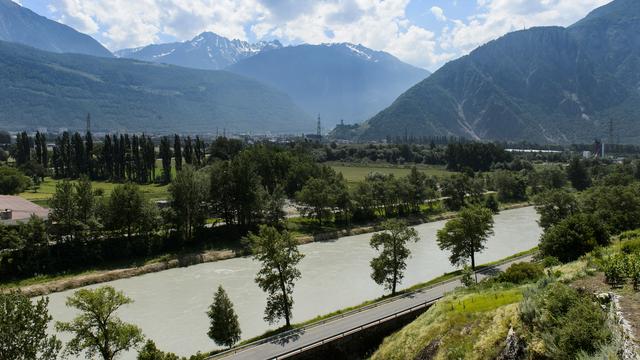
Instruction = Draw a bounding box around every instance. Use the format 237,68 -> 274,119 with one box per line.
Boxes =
471,252 -> 477,283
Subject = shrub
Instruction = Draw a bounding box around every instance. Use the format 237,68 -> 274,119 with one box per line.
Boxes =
461,265 -> 475,287
626,255 -> 640,291
484,194 -> 500,213
0,166 -> 30,195
541,256 -> 561,268
550,300 -> 612,359
499,262 -> 544,284
621,238 -> 640,255
539,214 -> 610,263
602,255 -> 627,287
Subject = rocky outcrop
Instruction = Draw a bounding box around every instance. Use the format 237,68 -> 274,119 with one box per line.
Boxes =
496,327 -> 526,360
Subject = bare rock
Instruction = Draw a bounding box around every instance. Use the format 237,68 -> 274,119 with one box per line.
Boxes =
496,327 -> 526,360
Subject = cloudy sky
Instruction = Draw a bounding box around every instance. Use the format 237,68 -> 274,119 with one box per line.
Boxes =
19,0 -> 611,71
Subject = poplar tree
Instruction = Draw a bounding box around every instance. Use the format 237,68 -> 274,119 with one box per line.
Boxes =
174,135 -> 182,172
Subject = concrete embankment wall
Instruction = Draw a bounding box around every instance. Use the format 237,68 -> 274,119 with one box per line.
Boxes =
286,305 -> 432,360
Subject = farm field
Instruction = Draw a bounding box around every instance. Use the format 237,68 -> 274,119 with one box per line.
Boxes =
329,162 -> 451,185
20,177 -> 170,207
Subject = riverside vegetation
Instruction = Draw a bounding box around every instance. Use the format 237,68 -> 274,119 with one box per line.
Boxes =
3,135 -> 640,358
370,162 -> 640,359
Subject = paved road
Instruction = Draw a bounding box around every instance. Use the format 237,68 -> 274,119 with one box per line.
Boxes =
214,255 -> 533,360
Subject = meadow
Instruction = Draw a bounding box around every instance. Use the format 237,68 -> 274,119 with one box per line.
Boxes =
20,177 -> 170,207
328,162 -> 451,186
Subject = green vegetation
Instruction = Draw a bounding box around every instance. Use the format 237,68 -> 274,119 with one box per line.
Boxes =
329,163 -> 450,185
437,205 -> 495,273
20,177 -> 169,206
56,286 -> 144,360
246,226 -> 304,327
0,40 -> 311,133
207,286 -> 241,348
0,292 -> 61,360
0,166 -> 30,195
369,220 -> 419,295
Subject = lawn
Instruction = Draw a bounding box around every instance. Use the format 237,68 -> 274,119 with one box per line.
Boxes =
329,163 -> 452,185
20,177 -> 170,207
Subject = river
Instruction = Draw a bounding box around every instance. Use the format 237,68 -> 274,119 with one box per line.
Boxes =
45,206 -> 541,358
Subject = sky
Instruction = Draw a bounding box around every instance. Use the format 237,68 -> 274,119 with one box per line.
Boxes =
18,0 -> 611,71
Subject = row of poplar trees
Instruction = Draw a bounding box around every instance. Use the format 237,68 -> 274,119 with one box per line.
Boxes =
13,131 -> 207,184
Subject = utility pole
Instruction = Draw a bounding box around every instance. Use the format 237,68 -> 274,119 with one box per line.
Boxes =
316,114 -> 322,138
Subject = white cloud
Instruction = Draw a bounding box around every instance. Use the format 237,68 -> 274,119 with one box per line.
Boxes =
43,0 -> 612,70
430,6 -> 446,22
439,0 -> 611,56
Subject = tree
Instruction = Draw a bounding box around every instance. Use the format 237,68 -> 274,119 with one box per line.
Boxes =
437,205 -> 494,279
0,166 -> 30,194
492,170 -> 527,202
75,175 -> 96,228
207,286 -> 241,348
369,220 -> 419,295
533,189 -> 579,230
174,135 -> 182,172
56,286 -> 144,360
169,165 -> 208,242
539,213 -> 609,263
246,226 -> 304,327
441,174 -> 471,211
566,157 -> 591,191
295,177 -> 334,225
0,292 -> 61,360
104,183 -> 147,239
159,136 -> 172,184
49,179 -> 78,239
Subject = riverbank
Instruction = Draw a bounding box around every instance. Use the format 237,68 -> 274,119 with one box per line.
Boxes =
5,202 -> 532,297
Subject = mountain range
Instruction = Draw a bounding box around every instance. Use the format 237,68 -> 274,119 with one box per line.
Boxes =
115,32 -> 283,71
0,40 -> 311,134
116,38 -> 430,127
227,43 -> 430,127
0,0 -> 112,57
355,0 -> 640,143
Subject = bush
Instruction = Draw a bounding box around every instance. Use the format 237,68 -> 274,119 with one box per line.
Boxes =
627,255 -> 640,291
521,282 -> 612,358
484,194 -> 500,213
539,214 -> 610,263
499,262 -> 544,284
621,238 -> 640,255
541,256 -> 561,268
602,255 -> 627,287
138,340 -> 206,360
550,299 -> 612,359
0,166 -> 30,195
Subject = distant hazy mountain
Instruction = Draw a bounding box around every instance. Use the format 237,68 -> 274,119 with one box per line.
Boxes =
116,32 -> 283,70
358,0 -> 640,144
0,0 -> 112,57
228,43 -> 430,127
0,41 -> 312,134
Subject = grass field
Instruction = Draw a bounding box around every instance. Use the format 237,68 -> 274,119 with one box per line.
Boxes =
20,177 -> 170,207
329,163 -> 452,185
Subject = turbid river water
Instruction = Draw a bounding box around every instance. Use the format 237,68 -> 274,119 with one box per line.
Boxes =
45,206 -> 541,358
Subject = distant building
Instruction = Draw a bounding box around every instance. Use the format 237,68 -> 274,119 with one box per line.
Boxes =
582,151 -> 592,159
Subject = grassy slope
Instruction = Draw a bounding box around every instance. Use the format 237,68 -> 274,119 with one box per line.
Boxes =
371,239 -> 638,359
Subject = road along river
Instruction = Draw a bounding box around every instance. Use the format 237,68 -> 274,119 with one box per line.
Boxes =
45,206 -> 541,358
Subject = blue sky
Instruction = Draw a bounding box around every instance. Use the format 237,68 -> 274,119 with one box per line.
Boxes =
18,0 -> 610,71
